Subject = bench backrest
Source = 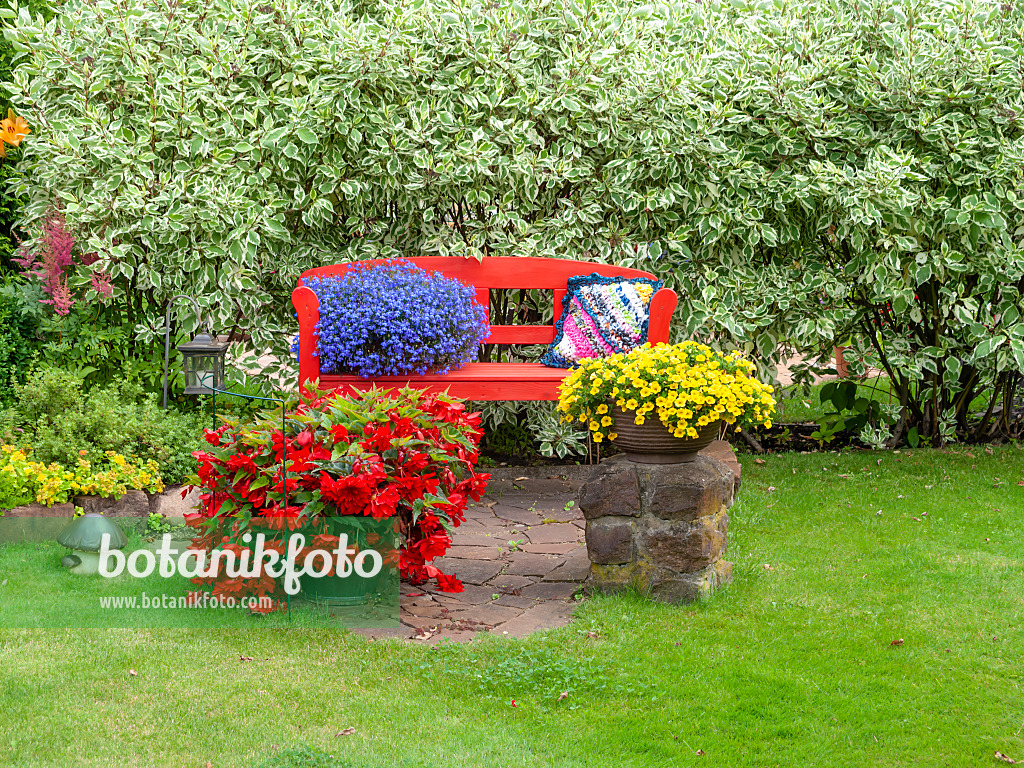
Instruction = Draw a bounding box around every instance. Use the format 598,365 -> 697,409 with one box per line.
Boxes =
298,257 -> 662,345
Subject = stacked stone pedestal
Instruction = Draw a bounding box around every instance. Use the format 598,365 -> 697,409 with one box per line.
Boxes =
580,453 -> 735,603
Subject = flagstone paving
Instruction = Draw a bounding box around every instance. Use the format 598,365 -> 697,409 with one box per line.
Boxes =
357,471 -> 589,644
354,441 -> 742,644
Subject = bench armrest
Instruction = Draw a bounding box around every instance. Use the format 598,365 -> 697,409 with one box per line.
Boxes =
291,285 -> 320,387
648,287 -> 678,344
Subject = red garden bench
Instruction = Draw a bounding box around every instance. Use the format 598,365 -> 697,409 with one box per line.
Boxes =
291,257 -> 678,401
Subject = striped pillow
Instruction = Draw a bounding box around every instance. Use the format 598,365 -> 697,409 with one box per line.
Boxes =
540,274 -> 662,368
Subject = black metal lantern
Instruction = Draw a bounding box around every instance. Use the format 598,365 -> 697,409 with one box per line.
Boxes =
162,294 -> 231,409
176,333 -> 229,395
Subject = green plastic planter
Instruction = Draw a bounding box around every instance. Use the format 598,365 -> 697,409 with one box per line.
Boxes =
298,517 -> 396,607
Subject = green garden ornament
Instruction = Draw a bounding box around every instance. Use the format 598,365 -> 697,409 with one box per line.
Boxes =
56,514 -> 128,576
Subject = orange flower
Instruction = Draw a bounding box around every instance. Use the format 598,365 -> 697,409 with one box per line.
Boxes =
0,110 -> 30,147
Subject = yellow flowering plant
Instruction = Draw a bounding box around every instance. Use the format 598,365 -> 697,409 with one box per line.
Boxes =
556,342 -> 777,444
0,445 -> 164,512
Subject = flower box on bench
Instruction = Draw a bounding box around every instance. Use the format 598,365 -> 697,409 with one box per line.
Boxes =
291,257 -> 678,401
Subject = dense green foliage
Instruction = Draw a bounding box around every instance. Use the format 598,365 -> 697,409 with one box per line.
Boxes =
0,0 -> 53,272
0,281 -> 37,403
0,366 -> 204,484
4,0 -> 1023,442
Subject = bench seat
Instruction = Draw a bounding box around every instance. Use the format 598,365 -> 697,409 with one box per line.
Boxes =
321,362 -> 573,401
292,256 -> 677,401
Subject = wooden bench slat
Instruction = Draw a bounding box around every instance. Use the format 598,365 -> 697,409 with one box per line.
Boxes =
483,325 -> 556,344
319,363 -> 569,401
298,257 -> 659,290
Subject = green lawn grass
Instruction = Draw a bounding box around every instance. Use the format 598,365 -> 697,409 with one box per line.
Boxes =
775,376 -> 901,423
2,445 -> 1023,767
775,375 -> 991,425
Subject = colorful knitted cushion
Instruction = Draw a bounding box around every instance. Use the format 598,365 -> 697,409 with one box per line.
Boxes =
540,274 -> 663,368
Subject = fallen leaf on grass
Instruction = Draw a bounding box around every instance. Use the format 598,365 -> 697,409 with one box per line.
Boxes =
585,631 -> 600,640
696,749 -> 706,756
890,638 -> 904,646
335,728 -> 356,737
754,459 -> 766,465
129,669 -> 138,676
839,474 -> 850,479
557,691 -> 569,702
995,751 -> 1018,764
762,564 -> 774,571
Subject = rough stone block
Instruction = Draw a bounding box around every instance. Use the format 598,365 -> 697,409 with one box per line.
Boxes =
74,490 -> 150,518
148,485 -> 200,522
587,561 -> 643,595
648,559 -> 732,604
578,457 -> 641,519
699,440 -> 741,492
637,456 -> 733,521
585,518 -> 634,564
3,502 -> 75,519
638,511 -> 728,573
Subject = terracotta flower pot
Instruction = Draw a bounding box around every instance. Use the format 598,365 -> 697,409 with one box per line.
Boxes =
834,346 -> 850,379
610,406 -> 721,464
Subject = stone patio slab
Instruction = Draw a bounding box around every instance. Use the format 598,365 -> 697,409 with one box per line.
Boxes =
444,545 -> 501,560
496,600 -> 577,638
447,603 -> 521,627
523,523 -> 582,545
543,548 -> 591,582
491,505 -> 545,526
487,574 -> 534,591
522,542 -> 581,555
503,552 -> 560,577
430,558 -> 503,585
519,582 -> 580,600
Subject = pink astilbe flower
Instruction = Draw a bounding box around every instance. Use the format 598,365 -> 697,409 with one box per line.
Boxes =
90,270 -> 113,299
17,209 -> 78,315
11,244 -> 34,272
48,277 -> 75,315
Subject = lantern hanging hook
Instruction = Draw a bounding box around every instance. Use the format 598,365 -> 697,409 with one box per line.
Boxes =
162,294 -> 209,410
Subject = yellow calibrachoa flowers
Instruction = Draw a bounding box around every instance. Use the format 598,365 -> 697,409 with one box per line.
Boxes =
557,342 -> 776,443
0,445 -> 163,510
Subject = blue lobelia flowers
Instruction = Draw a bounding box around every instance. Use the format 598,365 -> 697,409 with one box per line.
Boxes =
297,260 -> 490,378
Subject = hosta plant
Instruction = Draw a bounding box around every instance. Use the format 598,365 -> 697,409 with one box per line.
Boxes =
186,385 -> 489,609
557,342 -> 776,444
